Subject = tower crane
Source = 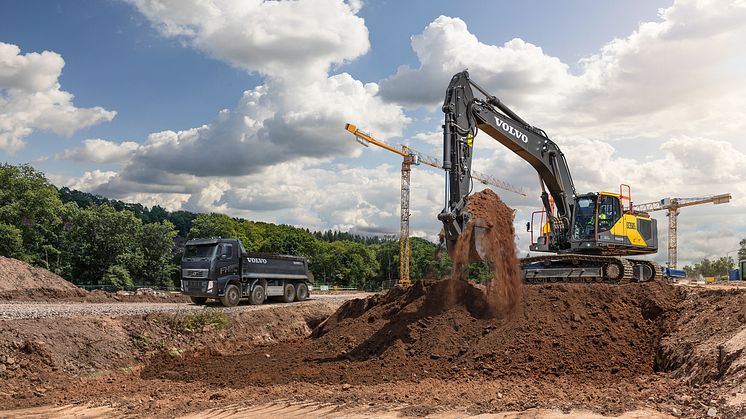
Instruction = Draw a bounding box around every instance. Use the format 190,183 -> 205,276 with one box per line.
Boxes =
633,194 -> 731,269
345,123 -> 525,287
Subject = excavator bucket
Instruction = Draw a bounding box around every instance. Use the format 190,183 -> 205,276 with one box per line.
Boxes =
470,218 -> 491,262
444,218 -> 490,263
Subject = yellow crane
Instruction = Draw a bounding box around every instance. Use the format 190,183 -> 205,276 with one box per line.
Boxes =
633,194 -> 732,268
345,123 -> 526,287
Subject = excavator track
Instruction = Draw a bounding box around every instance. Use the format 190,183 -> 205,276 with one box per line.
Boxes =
520,254 -> 661,285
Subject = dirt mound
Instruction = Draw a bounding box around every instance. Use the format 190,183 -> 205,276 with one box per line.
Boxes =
449,189 -> 523,316
0,256 -> 86,300
0,257 -> 189,303
143,280 -> 682,390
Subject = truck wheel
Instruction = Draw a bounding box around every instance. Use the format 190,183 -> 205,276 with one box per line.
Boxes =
190,296 -> 208,305
220,284 -> 241,307
249,285 -> 265,305
295,283 -> 309,301
282,283 -> 296,303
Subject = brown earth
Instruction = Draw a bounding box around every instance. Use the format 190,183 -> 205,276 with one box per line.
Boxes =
0,256 -> 86,300
0,256 -> 188,303
0,282 -> 744,417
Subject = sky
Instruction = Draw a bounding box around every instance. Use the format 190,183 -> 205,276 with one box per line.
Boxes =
1,0 -> 744,267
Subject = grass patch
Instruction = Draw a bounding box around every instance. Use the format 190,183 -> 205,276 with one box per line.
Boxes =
170,309 -> 229,333
118,365 -> 136,373
135,333 -> 166,349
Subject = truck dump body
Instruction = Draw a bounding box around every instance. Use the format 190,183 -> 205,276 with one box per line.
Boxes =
180,238 -> 312,307
242,254 -> 309,280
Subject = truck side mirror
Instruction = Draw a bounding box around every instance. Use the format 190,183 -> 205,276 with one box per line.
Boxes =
219,245 -> 232,259
526,222 -> 531,232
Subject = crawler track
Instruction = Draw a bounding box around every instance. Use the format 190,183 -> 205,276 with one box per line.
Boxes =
520,254 -> 661,284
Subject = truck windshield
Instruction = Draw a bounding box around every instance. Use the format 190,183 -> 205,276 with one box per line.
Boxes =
183,245 -> 217,260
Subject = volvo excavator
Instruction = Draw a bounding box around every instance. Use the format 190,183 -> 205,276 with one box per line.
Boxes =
437,71 -> 661,283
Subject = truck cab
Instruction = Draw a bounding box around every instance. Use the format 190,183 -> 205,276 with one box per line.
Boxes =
180,238 -> 312,307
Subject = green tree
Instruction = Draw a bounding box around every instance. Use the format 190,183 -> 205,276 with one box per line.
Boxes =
64,204 -> 143,287
312,241 -> 377,288
372,239 -> 399,285
189,213 -> 240,240
0,222 -> 25,260
259,224 -> 317,257
739,238 -> 746,261
683,256 -> 735,278
0,164 -> 64,268
139,221 -> 178,288
102,265 -> 133,291
168,210 -> 197,237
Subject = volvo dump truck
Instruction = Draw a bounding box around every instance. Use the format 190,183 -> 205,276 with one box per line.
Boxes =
438,71 -> 661,283
180,238 -> 312,307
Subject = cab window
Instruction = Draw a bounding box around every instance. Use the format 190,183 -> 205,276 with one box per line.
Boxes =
573,196 -> 597,240
218,243 -> 233,260
598,195 -> 621,232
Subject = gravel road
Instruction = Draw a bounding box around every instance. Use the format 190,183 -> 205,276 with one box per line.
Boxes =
0,293 -> 365,320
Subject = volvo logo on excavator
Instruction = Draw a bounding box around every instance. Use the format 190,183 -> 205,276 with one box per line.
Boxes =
495,116 -> 528,143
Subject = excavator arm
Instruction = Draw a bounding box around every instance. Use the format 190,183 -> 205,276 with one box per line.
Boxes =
438,71 -> 576,253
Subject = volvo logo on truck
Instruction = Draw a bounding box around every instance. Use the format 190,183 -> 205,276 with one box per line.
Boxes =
495,116 -> 528,143
246,257 -> 268,264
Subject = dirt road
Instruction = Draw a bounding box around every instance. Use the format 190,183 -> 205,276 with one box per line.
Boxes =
0,294 -> 365,319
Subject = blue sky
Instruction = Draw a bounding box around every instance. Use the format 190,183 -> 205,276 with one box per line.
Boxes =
0,0 -> 744,265
1,0 -> 668,172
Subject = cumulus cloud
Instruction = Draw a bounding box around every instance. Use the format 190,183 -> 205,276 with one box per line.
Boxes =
83,0 -> 407,201
123,73 -> 406,178
57,139 -> 140,164
0,42 -> 116,153
379,1 -> 746,138
130,0 -> 369,84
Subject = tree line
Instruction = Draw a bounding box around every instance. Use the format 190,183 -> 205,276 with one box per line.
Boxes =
0,164 -> 454,291
682,255 -> 740,278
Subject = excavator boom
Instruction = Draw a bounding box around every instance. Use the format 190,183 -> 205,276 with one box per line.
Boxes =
438,71 -> 575,252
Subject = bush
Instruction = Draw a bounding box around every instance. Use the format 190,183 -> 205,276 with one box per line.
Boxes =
0,222 -> 25,260
102,265 -> 133,291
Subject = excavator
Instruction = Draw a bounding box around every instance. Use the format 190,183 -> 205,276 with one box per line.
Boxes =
437,71 -> 661,283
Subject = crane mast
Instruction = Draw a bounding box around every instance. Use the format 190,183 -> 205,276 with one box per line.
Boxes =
633,194 -> 731,268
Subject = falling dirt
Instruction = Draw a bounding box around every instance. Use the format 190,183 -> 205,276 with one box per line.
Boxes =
448,189 -> 523,317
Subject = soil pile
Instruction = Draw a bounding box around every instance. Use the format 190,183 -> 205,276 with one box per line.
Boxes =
449,189 -> 523,316
0,257 -> 188,302
143,280 -> 682,388
0,256 -> 86,300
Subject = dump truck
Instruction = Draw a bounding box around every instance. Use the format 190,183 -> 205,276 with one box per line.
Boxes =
180,238 -> 312,307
